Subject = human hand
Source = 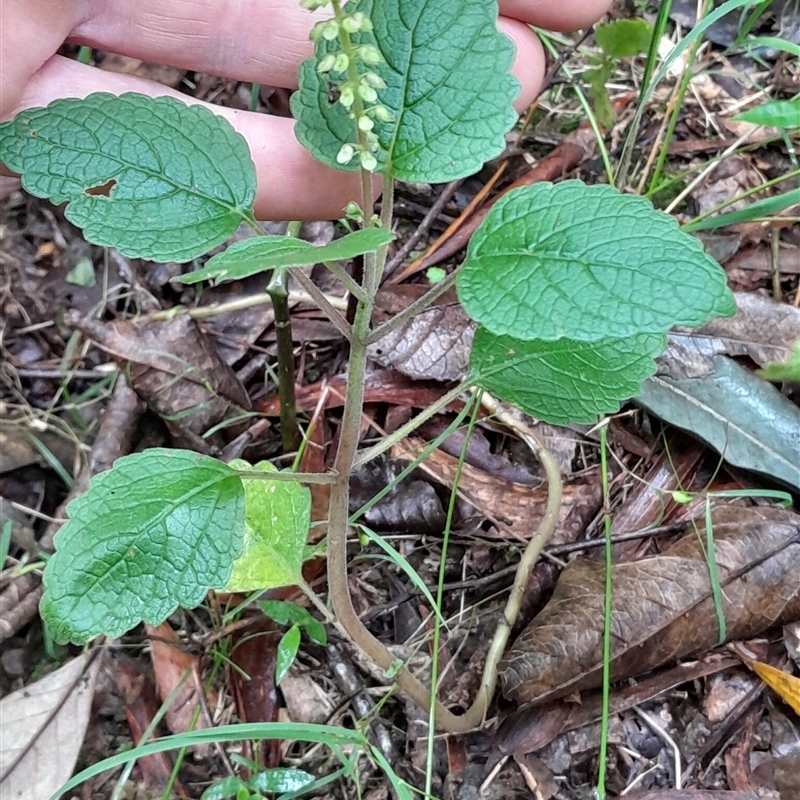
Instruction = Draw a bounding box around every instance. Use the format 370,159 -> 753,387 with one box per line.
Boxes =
1,0 -> 612,220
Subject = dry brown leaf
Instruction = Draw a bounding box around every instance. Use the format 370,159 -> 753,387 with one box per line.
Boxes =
500,505 -> 800,706
70,312 -> 250,451
369,286 -> 474,381
349,455 -> 446,533
0,652 -> 100,800
229,620 -> 282,768
672,291 -> 800,368
498,656 -> 740,756
146,623 -> 214,741
393,437 -> 600,544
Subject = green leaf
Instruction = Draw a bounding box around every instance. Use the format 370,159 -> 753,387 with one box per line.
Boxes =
201,777 -> 248,800
585,59 -> 615,129
302,617 -> 327,646
470,328 -> 665,424
292,0 -> 519,182
250,768 -> 315,794
595,19 -> 654,58
40,449 -> 245,644
175,228 -> 395,285
65,257 -> 96,287
735,99 -> 800,129
275,625 -> 301,685
757,342 -> 800,383
224,461 -> 311,593
0,93 -> 256,262
259,600 -> 327,645
458,181 -> 736,343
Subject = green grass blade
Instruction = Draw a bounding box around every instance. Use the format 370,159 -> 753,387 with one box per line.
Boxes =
703,498 -> 727,645
596,423 -> 614,800
52,723 -> 366,800
683,187 -> 800,231
640,0 -> 674,100
355,537 -> 446,627
744,36 -> 800,57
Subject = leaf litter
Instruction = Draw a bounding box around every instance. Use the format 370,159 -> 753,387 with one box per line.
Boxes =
1,8 -> 799,800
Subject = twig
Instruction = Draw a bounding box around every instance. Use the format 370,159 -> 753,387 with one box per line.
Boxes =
382,179 -> 465,278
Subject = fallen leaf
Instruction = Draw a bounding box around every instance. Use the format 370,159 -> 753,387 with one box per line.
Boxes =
673,291 -> 800,367
638,354 -> 800,491
500,505 -> 800,706
369,285 -> 475,381
146,623 -> 214,741
70,312 -> 250,452
230,619 -> 282,768
349,455 -> 446,533
0,652 -> 101,800
746,659 -> 800,715
393,437 -> 600,544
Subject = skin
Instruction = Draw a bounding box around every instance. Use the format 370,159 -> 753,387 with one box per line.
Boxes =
0,0 -> 612,219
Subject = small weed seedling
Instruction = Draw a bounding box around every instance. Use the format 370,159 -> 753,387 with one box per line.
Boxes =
0,0 -> 736,738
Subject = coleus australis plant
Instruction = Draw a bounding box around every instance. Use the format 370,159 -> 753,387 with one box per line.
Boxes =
0,0 -> 734,732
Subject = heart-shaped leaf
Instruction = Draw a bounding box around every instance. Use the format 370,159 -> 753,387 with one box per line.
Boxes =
458,181 -> 736,343
0,93 -> 257,262
471,328 -> 665,424
40,450 -> 245,644
292,0 -> 519,182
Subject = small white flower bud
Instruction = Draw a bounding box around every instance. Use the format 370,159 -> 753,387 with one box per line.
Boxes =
372,105 -> 394,123
338,85 -> 355,108
359,150 -> 378,171
358,45 -> 383,65
365,131 -> 380,151
358,84 -> 378,103
332,52 -> 349,72
341,15 -> 361,33
357,114 -> 374,131
317,53 -> 336,73
336,144 -> 355,164
322,20 -> 339,40
362,72 -> 386,89
344,201 -> 363,220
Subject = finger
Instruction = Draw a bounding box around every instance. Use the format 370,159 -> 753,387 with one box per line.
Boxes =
9,57 -> 366,221
70,0 -> 320,90
0,0 -> 81,119
70,0 -> 599,89
499,18 -> 546,110
500,0 -> 613,31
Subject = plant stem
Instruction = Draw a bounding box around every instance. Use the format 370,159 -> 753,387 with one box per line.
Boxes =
364,267 -> 461,346
597,423 -> 613,800
352,379 -> 473,468
268,222 -> 303,453
322,260 -> 369,302
319,0 -> 564,733
290,269 -> 353,340
268,268 -> 299,453
145,291 -> 348,322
